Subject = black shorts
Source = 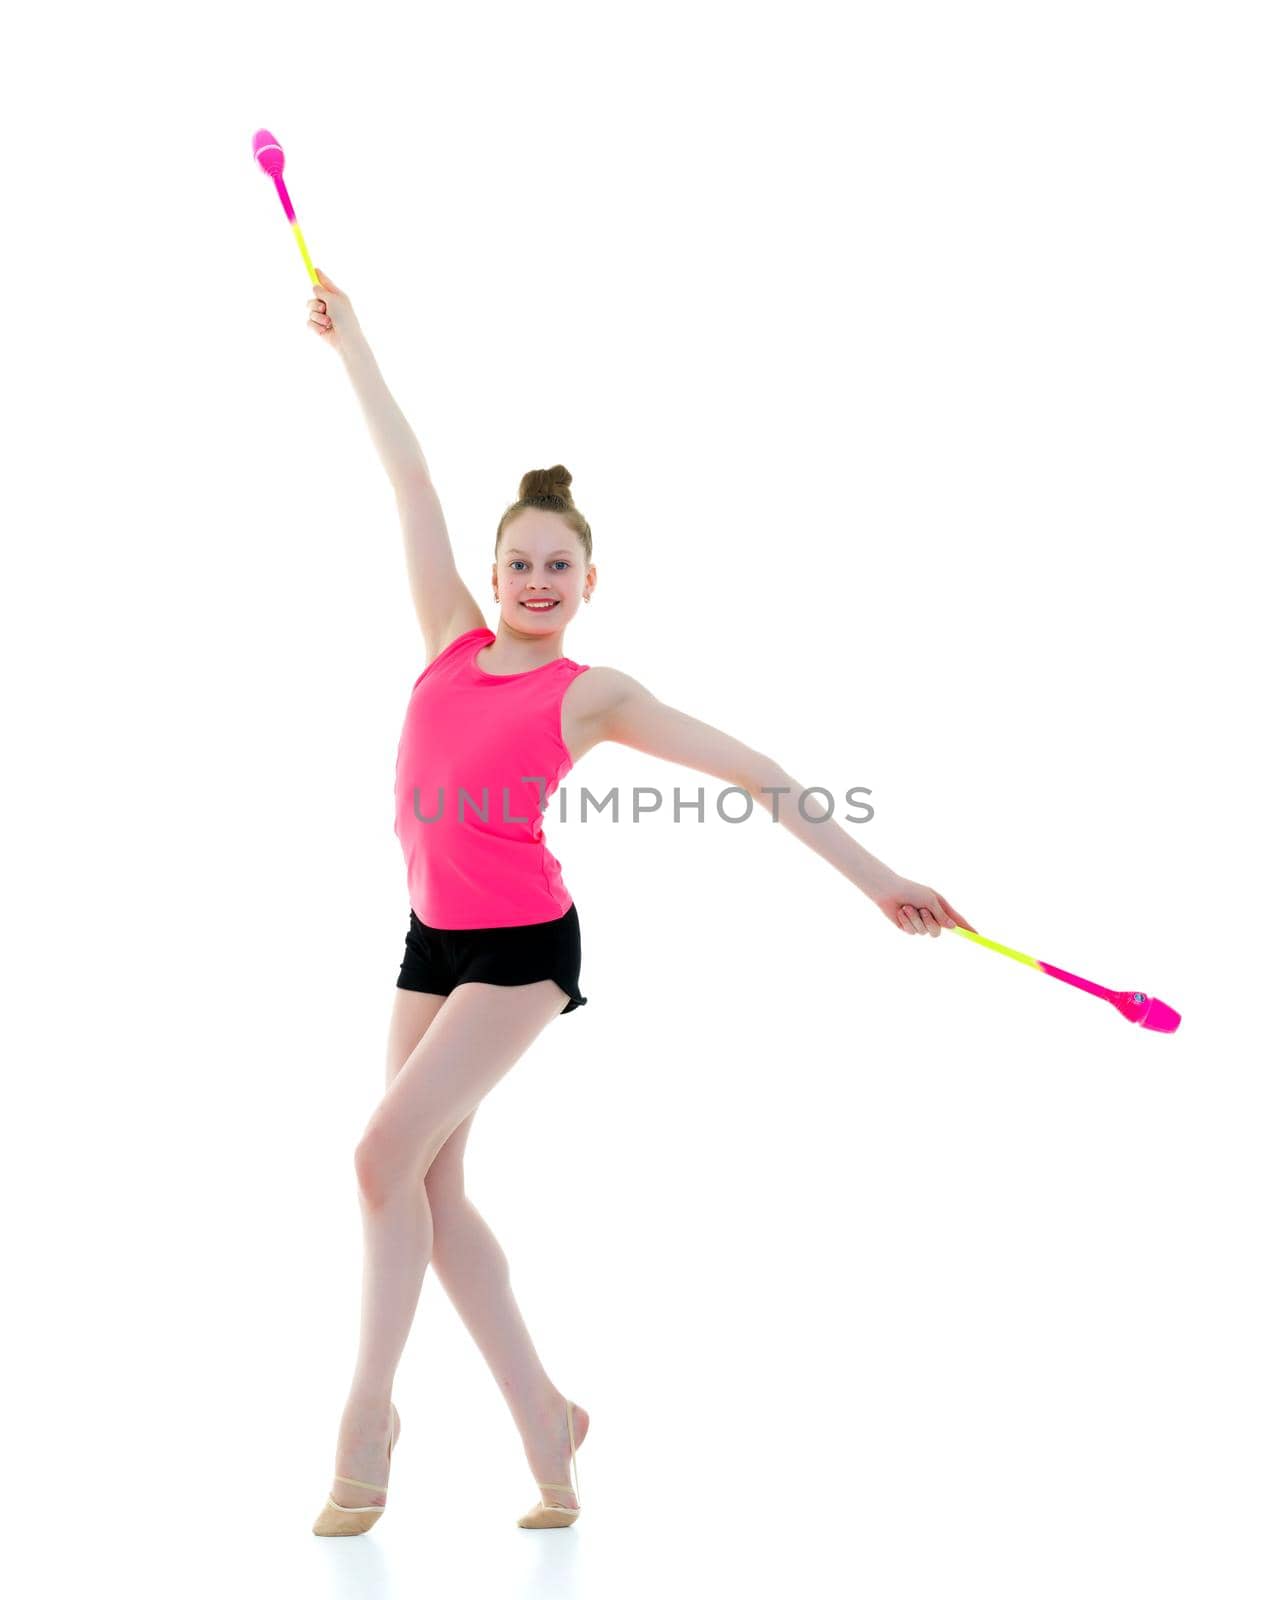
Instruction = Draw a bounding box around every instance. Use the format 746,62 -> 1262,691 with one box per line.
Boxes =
396,901 -> 588,1016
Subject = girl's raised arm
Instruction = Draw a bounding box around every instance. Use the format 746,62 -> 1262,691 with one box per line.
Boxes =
591,667 -> 976,938
307,269 -> 483,658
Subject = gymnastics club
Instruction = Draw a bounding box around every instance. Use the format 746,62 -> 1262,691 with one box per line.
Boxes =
252,128 -> 318,284
946,927 -> 1181,1033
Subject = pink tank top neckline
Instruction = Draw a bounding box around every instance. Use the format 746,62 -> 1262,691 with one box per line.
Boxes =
469,635 -> 572,679
393,627 -> 590,930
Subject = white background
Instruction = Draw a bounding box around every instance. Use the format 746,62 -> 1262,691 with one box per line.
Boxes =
3,2 -> 1277,1596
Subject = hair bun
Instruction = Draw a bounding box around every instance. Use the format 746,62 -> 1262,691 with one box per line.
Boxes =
519,464 -> 574,505
497,464 -> 592,562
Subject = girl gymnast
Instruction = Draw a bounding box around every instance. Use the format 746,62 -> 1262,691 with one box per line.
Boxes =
302,268 -> 976,1535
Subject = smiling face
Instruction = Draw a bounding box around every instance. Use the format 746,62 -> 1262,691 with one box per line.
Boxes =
492,509 -> 595,632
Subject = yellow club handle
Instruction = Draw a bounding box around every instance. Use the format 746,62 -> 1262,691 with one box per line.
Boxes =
292,221 -> 318,285
948,926 -> 1040,969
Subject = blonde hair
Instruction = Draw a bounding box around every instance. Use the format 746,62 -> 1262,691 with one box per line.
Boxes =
495,465 -> 593,562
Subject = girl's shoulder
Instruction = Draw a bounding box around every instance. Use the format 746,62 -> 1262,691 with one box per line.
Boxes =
565,663 -> 639,712
561,663 -> 638,764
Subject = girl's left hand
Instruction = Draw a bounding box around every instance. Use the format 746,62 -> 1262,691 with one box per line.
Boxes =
873,875 -> 977,937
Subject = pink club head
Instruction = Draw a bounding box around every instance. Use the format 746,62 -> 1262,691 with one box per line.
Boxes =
253,129 -> 285,178
1110,990 -> 1182,1033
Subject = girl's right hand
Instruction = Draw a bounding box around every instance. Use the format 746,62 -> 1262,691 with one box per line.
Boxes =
872,874 -> 977,937
306,267 -> 358,350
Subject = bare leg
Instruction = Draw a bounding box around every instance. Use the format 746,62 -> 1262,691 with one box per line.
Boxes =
429,1186 -> 559,1417
427,1188 -> 585,1498
325,979 -> 571,1510
401,993 -> 587,1500
341,1180 -> 431,1407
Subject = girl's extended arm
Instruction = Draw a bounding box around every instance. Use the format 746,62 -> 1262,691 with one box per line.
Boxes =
593,668 -> 976,937
339,328 -> 431,487
307,269 -> 482,655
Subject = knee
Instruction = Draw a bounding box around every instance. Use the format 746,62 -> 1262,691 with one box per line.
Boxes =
352,1135 -> 386,1203
353,1128 -> 423,1207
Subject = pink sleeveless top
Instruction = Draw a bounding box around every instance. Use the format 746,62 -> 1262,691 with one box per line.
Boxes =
393,627 -> 591,929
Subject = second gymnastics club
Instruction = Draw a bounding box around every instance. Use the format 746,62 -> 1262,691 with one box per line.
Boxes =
947,926 -> 1181,1033
252,128 -> 318,284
